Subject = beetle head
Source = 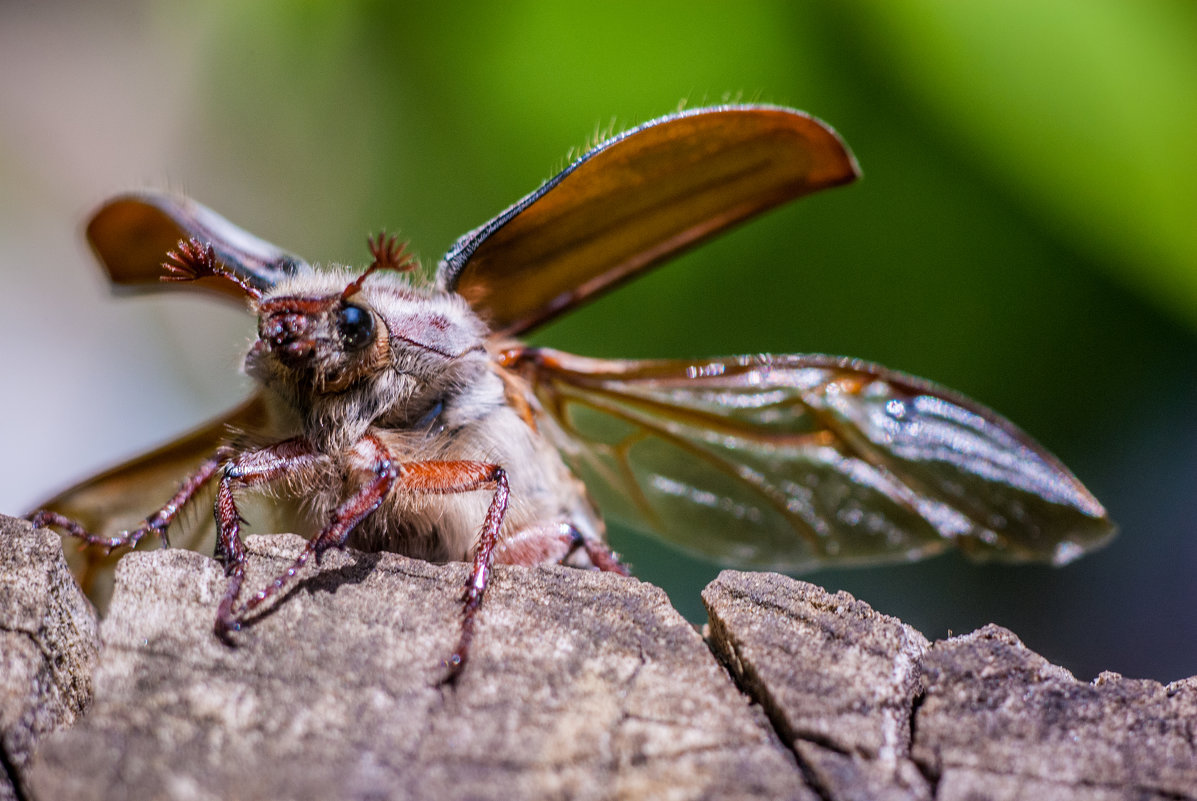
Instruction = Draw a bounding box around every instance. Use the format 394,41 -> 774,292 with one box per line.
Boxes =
246,263 -> 490,444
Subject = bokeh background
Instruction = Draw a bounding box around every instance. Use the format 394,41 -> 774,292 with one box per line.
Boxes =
2,1 -> 1194,682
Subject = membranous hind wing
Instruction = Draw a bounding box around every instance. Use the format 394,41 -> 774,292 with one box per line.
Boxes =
441,105 -> 859,338
87,191 -> 310,303
509,348 -> 1114,571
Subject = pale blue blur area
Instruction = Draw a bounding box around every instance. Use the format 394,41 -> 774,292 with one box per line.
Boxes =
1,1 -> 1194,682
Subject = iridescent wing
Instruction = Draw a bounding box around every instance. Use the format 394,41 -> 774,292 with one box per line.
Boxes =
87,191 -> 310,303
440,105 -> 859,337
508,348 -> 1114,571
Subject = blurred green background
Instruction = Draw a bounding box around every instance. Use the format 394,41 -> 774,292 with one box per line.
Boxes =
2,1 -> 1194,681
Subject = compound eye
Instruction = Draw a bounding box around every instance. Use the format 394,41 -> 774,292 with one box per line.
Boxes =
337,303 -> 374,351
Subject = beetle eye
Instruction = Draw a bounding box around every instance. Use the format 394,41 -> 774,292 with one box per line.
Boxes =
337,304 -> 374,351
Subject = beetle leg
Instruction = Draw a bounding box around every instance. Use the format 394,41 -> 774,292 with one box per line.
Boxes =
494,521 -> 630,575
390,460 -> 509,682
211,437 -> 320,641
26,510 -> 105,547
29,451 -> 229,553
226,433 -> 396,633
571,529 -> 630,575
212,442 -> 510,683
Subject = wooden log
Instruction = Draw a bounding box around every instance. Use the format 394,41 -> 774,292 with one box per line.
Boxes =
704,570 -> 1197,800
3,514 -> 1195,800
0,517 -> 99,801
704,571 -> 932,800
12,521 -> 807,801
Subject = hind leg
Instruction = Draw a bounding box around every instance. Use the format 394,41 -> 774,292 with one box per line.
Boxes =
493,522 -> 629,575
29,452 -> 227,552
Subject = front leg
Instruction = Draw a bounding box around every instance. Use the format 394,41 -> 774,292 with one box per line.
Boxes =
235,455 -> 509,678
211,437 -> 323,640
215,443 -> 510,681
221,433 -> 397,634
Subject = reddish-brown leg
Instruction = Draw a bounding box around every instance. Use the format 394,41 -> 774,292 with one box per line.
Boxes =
28,452 -> 228,552
493,522 -> 630,576
392,461 -> 509,683
211,438 -> 322,640
223,434 -> 396,634
210,440 -> 509,683
573,531 -> 630,575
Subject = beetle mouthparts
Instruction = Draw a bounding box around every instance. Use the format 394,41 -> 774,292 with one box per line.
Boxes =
259,300 -> 330,366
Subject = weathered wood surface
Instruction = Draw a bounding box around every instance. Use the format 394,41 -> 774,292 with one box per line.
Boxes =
705,571 -> 1197,801
2,513 -> 1195,800
0,517 -> 99,801
7,518 -> 806,801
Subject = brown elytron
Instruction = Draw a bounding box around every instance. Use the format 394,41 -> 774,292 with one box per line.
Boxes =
27,106 -> 1114,679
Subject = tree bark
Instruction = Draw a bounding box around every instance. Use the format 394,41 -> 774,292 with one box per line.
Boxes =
2,514 -> 1194,800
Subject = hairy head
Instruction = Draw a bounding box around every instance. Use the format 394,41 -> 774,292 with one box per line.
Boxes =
245,266 -> 491,448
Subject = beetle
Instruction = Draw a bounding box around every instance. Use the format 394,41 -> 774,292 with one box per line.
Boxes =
27,105 -> 1114,678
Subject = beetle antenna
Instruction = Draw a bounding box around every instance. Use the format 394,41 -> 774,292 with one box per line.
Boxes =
162,238 -> 263,300
342,232 -> 418,299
